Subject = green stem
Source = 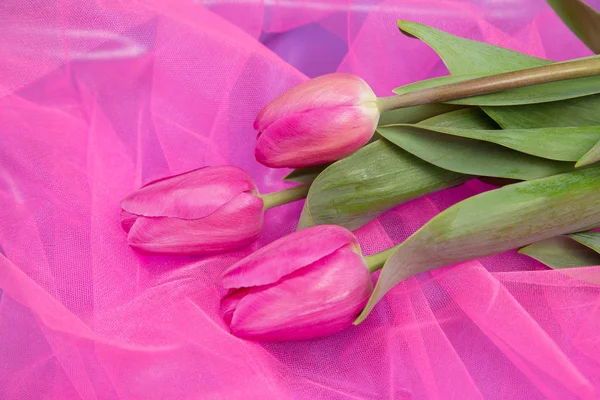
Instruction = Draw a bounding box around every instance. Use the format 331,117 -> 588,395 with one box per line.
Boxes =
261,183 -> 311,210
376,56 -> 600,112
364,246 -> 399,273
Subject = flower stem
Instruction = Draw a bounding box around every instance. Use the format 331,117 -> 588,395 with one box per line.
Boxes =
376,56 -> 600,112
364,246 -> 399,273
261,183 -> 311,210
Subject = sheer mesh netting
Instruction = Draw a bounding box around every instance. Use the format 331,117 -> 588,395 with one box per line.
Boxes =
1,1 -> 600,399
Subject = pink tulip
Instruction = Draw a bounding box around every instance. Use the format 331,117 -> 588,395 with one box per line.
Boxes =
219,225 -> 373,341
120,166 -> 264,255
254,73 -> 380,168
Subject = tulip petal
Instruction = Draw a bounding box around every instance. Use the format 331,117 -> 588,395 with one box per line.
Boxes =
255,105 -> 379,168
121,166 -> 256,220
120,210 -> 138,233
220,225 -> 357,289
127,192 -> 263,254
221,288 -> 250,326
229,244 -> 372,342
254,73 -> 376,132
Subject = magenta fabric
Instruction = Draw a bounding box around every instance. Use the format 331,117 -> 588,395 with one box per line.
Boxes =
1,0 -> 600,399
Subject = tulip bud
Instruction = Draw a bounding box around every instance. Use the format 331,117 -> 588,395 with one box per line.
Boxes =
254,73 -> 380,168
120,166 -> 263,255
219,225 -> 373,341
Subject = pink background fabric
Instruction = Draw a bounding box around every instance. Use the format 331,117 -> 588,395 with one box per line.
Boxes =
1,0 -> 600,398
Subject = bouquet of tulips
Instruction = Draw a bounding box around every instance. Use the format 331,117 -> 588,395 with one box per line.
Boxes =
120,0 -> 600,342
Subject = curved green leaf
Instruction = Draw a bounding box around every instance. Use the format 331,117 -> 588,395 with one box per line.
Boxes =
356,166 -> 600,323
385,111 -> 600,162
378,103 -> 465,126
396,20 -> 600,126
397,20 -> 550,75
569,231 -> 600,252
518,235 -> 600,269
396,20 -> 600,107
284,164 -> 330,183
418,107 -> 497,129
483,94 -> 600,128
378,109 -> 576,180
548,0 -> 600,54
394,73 -> 485,94
297,139 -> 467,230
576,137 -> 600,167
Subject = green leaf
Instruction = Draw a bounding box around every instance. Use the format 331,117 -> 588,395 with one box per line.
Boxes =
394,73 -> 485,94
548,0 -> 600,54
356,165 -> 600,323
418,107 -> 497,129
385,111 -> 600,162
378,109 -> 576,180
283,164 -> 330,183
569,231 -> 600,252
396,19 -> 600,105
378,103 -> 465,126
576,137 -> 600,167
397,20 -> 550,75
483,94 -> 600,128
297,139 -> 467,230
396,20 -> 600,127
518,235 -> 600,269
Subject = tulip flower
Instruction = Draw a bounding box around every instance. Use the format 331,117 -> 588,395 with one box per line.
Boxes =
120,166 -> 263,255
254,73 -> 380,168
219,225 -> 374,341
121,166 -> 310,255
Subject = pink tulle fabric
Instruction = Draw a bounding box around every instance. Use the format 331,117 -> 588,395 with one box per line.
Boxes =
1,0 -> 600,398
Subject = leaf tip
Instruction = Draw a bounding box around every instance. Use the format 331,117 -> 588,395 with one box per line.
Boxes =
575,158 -> 594,168
396,20 -> 419,38
575,146 -> 600,168
296,201 -> 316,231
353,308 -> 370,325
